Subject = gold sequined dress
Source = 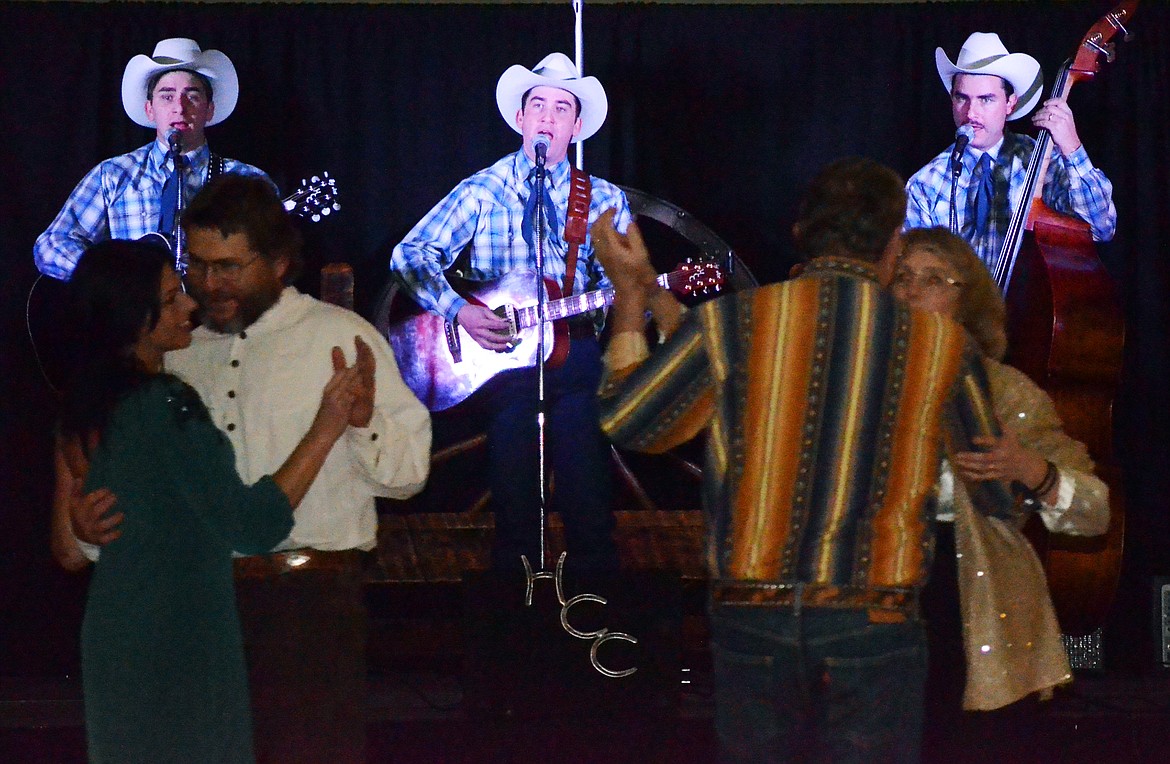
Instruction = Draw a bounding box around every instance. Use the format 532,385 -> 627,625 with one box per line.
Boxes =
949,359 -> 1110,711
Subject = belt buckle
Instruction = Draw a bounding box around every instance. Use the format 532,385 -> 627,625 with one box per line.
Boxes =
281,551 -> 312,573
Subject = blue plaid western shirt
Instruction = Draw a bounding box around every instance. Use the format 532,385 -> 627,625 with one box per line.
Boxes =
391,150 -> 631,324
34,141 -> 269,280
905,131 -> 1116,269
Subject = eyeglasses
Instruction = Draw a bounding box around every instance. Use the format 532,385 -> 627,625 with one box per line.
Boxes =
184,253 -> 262,281
891,268 -> 963,292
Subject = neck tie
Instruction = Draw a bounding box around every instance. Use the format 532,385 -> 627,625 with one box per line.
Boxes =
158,153 -> 187,237
972,152 -> 995,240
521,168 -> 559,248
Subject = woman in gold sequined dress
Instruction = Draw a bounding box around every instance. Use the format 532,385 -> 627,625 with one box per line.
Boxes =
891,227 -> 1108,717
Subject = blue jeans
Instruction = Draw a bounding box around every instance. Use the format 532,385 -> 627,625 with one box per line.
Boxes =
710,604 -> 927,764
483,337 -> 617,572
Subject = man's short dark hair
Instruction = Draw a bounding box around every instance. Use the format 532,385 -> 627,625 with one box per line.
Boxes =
181,174 -> 303,283
793,158 -> 906,263
521,87 -> 581,119
146,68 -> 214,102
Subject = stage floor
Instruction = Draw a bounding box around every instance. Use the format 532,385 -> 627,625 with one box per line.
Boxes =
3,666 -> 1170,763
4,581 -> 1169,763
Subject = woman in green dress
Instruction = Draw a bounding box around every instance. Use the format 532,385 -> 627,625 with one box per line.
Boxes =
52,239 -> 361,763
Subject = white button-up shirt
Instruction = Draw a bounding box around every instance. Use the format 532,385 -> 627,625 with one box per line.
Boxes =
167,287 -> 431,552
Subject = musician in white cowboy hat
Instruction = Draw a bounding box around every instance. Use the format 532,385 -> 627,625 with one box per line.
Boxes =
121,37 -> 240,140
905,32 -> 1116,269
35,38 -> 269,281
392,52 -> 631,572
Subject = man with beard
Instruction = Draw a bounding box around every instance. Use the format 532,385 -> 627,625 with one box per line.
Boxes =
168,174 -> 431,762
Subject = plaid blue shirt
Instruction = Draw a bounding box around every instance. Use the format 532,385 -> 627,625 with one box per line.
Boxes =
34,141 -> 269,280
391,150 -> 631,324
905,131 -> 1116,269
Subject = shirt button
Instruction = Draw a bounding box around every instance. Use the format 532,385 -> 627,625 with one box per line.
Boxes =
226,423 -> 236,431
239,331 -> 247,340
370,433 -> 378,442
227,390 -> 236,399
231,359 -> 240,368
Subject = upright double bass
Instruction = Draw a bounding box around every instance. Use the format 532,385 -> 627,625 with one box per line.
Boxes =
993,1 -> 1137,637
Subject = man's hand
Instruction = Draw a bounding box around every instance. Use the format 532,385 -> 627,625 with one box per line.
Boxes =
1031,97 -> 1082,156
591,209 -> 659,296
457,303 -> 514,351
332,336 -> 376,427
71,485 -> 122,546
591,210 -> 684,337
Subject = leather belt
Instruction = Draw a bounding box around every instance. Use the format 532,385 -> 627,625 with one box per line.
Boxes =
233,549 -> 363,579
711,581 -> 917,616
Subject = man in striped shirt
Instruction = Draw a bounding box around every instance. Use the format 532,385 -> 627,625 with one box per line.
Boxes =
594,158 -> 1002,762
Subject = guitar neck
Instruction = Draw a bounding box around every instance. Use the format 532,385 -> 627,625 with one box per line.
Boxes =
515,273 -> 670,329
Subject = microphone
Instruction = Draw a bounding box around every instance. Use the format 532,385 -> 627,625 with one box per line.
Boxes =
950,124 -> 975,174
533,134 -> 550,166
167,129 -> 183,155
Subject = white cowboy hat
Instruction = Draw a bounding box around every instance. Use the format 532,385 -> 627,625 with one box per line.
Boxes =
121,38 -> 239,127
935,32 -> 1043,120
496,52 -> 608,143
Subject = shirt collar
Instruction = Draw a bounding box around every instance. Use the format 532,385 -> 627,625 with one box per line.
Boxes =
969,136 -> 1005,165
240,286 -> 300,335
151,139 -> 210,169
514,149 -> 571,189
802,256 -> 882,284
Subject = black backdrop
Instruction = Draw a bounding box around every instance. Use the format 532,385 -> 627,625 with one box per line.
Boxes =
2,1 -> 1168,675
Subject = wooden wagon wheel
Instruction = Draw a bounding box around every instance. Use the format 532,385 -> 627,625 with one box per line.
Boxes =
369,189 -> 755,579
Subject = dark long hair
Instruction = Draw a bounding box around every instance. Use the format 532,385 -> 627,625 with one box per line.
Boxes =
59,239 -> 174,442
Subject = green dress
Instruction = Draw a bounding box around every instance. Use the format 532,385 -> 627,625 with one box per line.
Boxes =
81,375 -> 293,763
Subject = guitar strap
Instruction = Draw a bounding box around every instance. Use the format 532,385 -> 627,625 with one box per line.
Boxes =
561,166 -> 592,298
208,152 -> 225,182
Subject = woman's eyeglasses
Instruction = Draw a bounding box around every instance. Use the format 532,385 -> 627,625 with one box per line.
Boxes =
891,268 -> 963,292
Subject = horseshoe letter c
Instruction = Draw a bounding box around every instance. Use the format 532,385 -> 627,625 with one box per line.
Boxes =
591,631 -> 638,678
561,593 -> 608,639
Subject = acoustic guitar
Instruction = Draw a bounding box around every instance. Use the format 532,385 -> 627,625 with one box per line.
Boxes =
386,260 -> 724,411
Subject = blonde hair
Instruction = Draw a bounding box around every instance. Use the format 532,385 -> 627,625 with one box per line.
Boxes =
899,227 -> 1008,360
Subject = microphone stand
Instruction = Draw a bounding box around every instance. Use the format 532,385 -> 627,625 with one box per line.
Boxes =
531,148 -> 550,573
168,137 -> 188,275
949,145 -> 963,236
514,0 -> 640,678
573,0 -> 585,171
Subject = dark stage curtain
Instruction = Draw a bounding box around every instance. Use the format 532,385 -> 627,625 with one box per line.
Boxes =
2,1 -> 1167,674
